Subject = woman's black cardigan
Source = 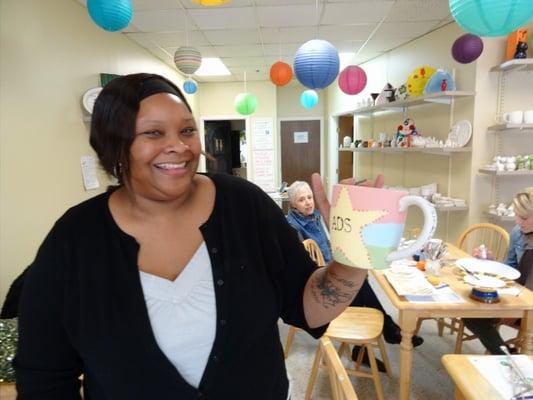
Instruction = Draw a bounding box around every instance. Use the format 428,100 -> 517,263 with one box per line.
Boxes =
15,173 -> 327,399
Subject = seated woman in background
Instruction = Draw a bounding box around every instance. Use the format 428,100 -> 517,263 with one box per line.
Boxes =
464,187 -> 533,355
286,180 -> 423,371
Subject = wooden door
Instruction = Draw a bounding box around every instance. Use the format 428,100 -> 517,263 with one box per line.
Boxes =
338,116 -> 353,181
280,120 -> 320,186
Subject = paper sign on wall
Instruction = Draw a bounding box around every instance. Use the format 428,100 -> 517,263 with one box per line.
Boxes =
252,150 -> 275,192
294,131 -> 308,143
80,155 -> 100,190
252,117 -> 274,150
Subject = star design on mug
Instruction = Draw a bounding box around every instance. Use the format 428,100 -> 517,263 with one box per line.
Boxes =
330,186 -> 389,269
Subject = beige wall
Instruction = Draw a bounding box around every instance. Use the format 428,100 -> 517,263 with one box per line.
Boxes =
0,0 -> 195,300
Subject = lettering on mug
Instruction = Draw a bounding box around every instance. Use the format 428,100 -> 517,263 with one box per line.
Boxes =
331,216 -> 352,232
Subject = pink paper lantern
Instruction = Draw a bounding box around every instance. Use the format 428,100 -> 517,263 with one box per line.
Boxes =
338,65 -> 367,95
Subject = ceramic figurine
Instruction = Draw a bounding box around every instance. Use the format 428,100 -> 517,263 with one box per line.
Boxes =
514,41 -> 528,59
395,118 -> 418,147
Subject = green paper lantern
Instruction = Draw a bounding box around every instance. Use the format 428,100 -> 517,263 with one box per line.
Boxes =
234,93 -> 257,115
449,0 -> 533,37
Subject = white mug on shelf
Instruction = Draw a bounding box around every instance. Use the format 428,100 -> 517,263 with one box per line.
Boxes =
500,110 -> 524,124
524,110 -> 533,124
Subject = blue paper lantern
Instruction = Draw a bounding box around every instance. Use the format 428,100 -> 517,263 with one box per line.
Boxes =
300,90 -> 318,109
449,0 -> 533,37
87,0 -> 133,32
293,40 -> 340,89
183,80 -> 198,94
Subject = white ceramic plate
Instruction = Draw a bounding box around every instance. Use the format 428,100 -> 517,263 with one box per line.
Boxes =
464,274 -> 506,288
82,87 -> 103,114
448,120 -> 472,147
457,258 -> 520,280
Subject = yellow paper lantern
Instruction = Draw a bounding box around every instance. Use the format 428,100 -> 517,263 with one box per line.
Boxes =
406,66 -> 436,97
191,0 -> 231,5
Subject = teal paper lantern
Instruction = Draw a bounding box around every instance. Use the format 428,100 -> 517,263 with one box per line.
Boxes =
300,90 -> 318,109
449,0 -> 533,37
293,39 -> 340,89
87,0 -> 133,32
183,80 -> 198,94
235,93 -> 257,115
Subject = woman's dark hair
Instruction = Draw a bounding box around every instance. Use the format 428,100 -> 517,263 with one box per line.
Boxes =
89,73 -> 192,186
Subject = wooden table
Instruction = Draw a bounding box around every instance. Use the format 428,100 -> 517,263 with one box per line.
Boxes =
0,383 -> 16,400
371,243 -> 533,400
442,354 -> 533,399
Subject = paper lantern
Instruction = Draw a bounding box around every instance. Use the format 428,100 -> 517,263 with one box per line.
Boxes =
174,46 -> 202,75
293,39 -> 340,89
300,90 -> 318,109
338,65 -> 367,95
87,0 -> 133,32
192,0 -> 231,5
406,66 -> 436,97
183,80 -> 198,94
269,62 -> 293,86
235,93 -> 257,115
449,0 -> 533,37
452,34 -> 484,63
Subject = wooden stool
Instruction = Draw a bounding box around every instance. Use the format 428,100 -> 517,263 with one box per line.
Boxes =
305,307 -> 391,400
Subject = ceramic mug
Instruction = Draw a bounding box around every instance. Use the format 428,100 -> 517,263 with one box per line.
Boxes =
329,185 -> 437,269
501,111 -> 524,124
524,110 -> 533,124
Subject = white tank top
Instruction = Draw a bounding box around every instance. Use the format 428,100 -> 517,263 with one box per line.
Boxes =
139,242 -> 216,388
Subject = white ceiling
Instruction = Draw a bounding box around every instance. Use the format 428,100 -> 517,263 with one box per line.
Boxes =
75,0 -> 454,83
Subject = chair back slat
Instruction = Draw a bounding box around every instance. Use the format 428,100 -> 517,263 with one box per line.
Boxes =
320,337 -> 359,400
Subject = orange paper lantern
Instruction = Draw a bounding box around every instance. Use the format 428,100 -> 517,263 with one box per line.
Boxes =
269,61 -> 293,86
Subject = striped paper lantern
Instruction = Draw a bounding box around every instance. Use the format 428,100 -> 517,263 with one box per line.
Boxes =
174,46 -> 202,75
234,93 -> 257,115
338,65 -> 367,95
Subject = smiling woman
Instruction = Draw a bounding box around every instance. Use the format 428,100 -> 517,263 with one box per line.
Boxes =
14,73 -> 368,399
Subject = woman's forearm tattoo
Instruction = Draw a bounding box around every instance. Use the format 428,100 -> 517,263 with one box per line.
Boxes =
311,270 -> 358,308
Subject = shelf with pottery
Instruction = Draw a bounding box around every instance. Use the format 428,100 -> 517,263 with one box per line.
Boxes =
349,90 -> 476,116
478,168 -> 533,176
482,59 -> 533,226
435,205 -> 469,212
483,212 -> 515,223
487,123 -> 533,132
489,58 -> 533,72
339,146 -> 471,155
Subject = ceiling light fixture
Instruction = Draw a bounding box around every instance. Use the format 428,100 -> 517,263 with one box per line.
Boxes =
194,58 -> 231,76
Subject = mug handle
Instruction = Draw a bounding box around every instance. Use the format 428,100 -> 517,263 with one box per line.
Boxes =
386,195 -> 437,262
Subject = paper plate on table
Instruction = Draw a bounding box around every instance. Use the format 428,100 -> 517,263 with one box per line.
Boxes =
457,258 -> 520,280
464,274 -> 507,288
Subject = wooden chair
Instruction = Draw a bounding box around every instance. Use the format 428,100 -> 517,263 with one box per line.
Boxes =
453,223 -> 511,352
303,238 -> 326,267
284,238 -> 326,358
306,307 -> 391,400
319,337 -> 359,400
457,223 -> 510,262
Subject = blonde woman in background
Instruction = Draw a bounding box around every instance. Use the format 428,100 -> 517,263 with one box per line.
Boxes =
464,187 -> 533,354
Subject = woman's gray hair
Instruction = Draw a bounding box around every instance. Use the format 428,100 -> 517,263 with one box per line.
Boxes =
513,187 -> 533,218
287,181 -> 312,205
